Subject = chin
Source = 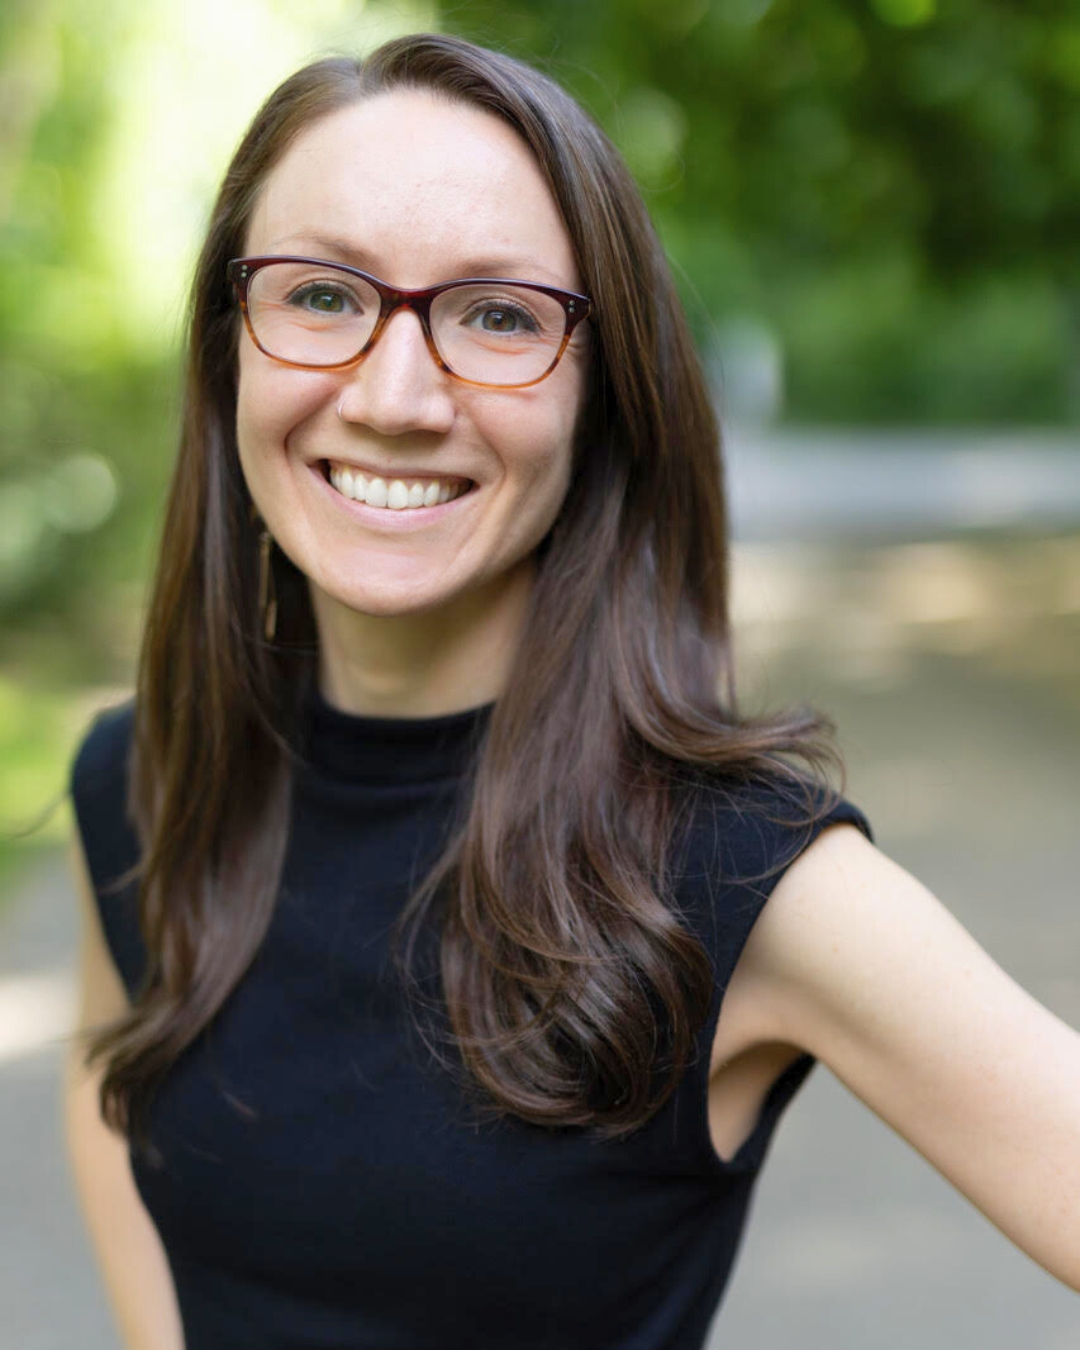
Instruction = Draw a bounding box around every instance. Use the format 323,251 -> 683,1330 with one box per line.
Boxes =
314,572 -> 462,620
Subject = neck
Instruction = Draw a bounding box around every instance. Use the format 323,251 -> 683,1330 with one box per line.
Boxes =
309,557 -> 534,718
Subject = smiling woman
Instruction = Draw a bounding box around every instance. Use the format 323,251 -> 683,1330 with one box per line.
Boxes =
235,89 -> 590,648
62,29 -> 1080,1350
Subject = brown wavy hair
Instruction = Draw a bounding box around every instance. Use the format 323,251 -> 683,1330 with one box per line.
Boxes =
83,32 -> 843,1155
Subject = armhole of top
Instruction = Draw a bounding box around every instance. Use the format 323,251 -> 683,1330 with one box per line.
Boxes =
688,799 -> 874,1178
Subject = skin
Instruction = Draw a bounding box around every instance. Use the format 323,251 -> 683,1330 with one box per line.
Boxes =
236,90 -> 590,717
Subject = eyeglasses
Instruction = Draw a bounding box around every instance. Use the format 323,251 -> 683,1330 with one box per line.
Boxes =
227,255 -> 592,390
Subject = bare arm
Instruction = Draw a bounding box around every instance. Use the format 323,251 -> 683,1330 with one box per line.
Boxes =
732,823 -> 1080,1291
62,832 -> 185,1350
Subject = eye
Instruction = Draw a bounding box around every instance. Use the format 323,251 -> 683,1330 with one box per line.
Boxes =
463,300 -> 540,336
288,282 -> 360,316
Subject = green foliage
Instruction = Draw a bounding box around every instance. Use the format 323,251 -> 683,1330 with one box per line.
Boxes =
440,0 -> 1080,423
0,673 -> 78,892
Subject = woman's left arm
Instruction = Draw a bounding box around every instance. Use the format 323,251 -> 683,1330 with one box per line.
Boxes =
737,822 -> 1080,1291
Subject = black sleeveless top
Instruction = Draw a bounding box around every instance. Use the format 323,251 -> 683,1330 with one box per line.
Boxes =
70,691 -> 873,1350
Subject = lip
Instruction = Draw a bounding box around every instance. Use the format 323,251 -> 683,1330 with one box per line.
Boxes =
311,460 -> 478,530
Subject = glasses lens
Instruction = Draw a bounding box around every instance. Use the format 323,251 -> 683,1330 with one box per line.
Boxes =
431,284 -> 568,386
246,262 -> 379,366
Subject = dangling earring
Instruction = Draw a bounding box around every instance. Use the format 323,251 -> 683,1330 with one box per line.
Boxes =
257,527 -> 278,641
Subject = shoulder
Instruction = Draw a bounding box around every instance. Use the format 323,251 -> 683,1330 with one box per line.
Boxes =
728,819 -> 970,1055
68,697 -> 147,1000
70,697 -> 135,800
676,769 -> 874,895
708,818 -> 907,1063
69,696 -> 139,895
670,770 -> 874,1028
741,819 -> 926,968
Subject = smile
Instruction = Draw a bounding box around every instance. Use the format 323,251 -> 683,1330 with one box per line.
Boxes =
324,460 -> 474,510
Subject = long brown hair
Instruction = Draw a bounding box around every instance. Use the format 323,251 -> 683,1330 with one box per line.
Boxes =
83,33 -> 843,1153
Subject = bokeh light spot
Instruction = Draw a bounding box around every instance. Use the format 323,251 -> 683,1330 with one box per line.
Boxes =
42,453 -> 119,534
616,86 -> 687,190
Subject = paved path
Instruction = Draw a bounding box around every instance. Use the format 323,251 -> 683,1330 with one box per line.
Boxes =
726,425 -> 1080,540
3,532 -> 1079,1348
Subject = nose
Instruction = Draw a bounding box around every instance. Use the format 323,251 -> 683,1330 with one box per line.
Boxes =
334,307 -> 455,438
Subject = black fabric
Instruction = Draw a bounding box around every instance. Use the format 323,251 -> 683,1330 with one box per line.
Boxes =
70,690 -> 873,1350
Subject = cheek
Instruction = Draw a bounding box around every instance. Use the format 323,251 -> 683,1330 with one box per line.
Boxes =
487,412 -> 575,520
476,375 -> 584,492
235,355 -> 333,467
235,356 -> 282,477
540,380 -> 587,504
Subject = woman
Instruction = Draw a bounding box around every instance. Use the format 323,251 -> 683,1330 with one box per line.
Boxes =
64,31 -> 1080,1350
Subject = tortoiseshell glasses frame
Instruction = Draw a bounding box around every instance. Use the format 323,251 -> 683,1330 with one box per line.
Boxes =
227,255 -> 593,390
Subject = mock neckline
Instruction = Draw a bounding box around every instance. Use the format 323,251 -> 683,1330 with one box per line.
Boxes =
300,682 -> 497,788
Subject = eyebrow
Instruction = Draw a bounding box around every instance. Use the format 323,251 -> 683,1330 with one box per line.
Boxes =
265,232 -> 575,289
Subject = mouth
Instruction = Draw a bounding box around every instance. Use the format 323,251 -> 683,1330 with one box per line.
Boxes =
321,459 -> 476,511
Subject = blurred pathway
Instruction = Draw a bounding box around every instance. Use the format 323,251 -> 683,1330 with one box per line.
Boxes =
727,426 -> 1080,540
0,850 -> 116,1348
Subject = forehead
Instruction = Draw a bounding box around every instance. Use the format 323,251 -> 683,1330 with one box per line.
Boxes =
245,89 -> 580,289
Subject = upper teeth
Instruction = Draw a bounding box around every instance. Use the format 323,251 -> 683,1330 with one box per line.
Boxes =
328,463 -> 469,510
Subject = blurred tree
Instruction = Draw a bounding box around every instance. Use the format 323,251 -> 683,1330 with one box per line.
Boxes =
0,0 -> 162,672
440,0 -> 1080,424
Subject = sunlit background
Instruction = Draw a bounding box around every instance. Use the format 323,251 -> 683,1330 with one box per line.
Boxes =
2,1 -> 1079,1346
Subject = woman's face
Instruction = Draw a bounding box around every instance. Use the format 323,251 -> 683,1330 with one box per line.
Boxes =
236,90 -> 590,621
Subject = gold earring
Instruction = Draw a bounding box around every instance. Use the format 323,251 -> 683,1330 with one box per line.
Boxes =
257,528 -> 278,641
